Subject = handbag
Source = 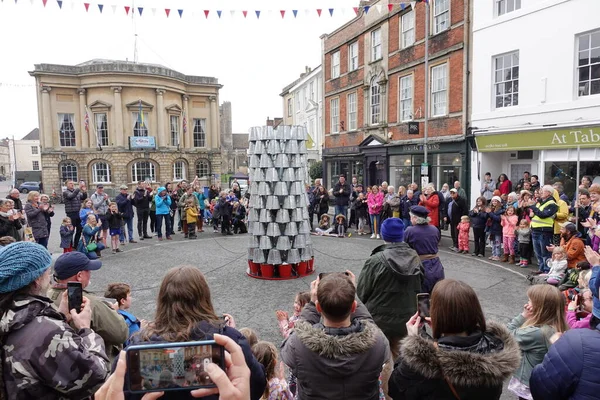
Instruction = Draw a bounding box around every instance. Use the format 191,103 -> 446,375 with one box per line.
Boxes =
81,232 -> 97,252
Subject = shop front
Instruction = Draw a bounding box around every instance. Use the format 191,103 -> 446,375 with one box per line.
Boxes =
473,124 -> 600,201
322,145 -> 364,190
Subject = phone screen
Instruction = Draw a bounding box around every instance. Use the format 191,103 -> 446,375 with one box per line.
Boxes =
417,293 -> 430,319
127,341 -> 224,393
67,282 -> 83,313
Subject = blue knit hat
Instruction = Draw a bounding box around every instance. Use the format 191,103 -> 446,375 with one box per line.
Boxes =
381,218 -> 405,243
0,242 -> 52,293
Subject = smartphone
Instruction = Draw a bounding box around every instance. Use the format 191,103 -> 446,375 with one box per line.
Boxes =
126,340 -> 225,393
67,282 -> 83,313
417,293 -> 430,319
319,272 -> 350,280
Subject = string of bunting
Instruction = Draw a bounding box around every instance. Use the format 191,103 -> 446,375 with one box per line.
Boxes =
1,0 -> 428,18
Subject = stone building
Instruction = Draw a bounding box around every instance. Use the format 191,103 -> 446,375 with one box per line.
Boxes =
219,101 -> 249,175
29,59 -> 223,192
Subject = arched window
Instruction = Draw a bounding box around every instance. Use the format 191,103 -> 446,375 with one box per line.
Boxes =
370,78 -> 380,125
91,162 -> 111,184
131,161 -> 156,183
60,162 -> 78,183
196,159 -> 210,179
173,160 -> 187,181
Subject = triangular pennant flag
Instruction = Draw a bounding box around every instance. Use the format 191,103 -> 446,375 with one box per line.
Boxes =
124,6 -> 129,15
401,3 -> 406,10
42,0 -> 47,7
217,10 -> 221,18
71,1 -> 75,9
316,9 -> 322,17
353,7 -> 359,15
305,9 -> 310,17
29,0 -> 33,5
410,1 -> 416,9
388,4 -> 394,12
137,7 -> 142,16
341,7 -> 346,15
376,4 -> 382,13
255,10 -> 260,18
364,5 -> 370,13
56,0 -> 62,8
177,9 -> 183,17
280,10 -> 285,18
230,10 -> 235,18
329,8 -> 334,16
151,8 -> 156,16
111,4 -> 116,13
204,10 -> 209,18
292,9 -> 298,17
84,3 -> 89,11
98,3 -> 103,13
165,8 -> 170,17
242,10 -> 247,18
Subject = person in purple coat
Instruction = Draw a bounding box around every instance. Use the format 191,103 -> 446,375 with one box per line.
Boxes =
403,205 -> 445,293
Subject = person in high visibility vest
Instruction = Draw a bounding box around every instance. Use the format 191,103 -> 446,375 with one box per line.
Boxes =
528,185 -> 559,275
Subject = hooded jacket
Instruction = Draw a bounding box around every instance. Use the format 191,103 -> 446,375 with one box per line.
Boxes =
0,295 -> 109,399
560,232 -> 586,269
281,302 -> 390,400
389,322 -> 520,400
357,242 -> 423,338
154,187 -> 172,215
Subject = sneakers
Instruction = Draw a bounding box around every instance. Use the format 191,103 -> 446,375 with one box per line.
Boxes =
370,234 -> 376,239
477,254 -> 484,258
158,237 -> 163,241
129,240 -> 138,244
120,241 -> 125,245
490,256 -> 500,261
471,253 -> 477,256
166,236 -> 173,240
115,248 -> 122,253
449,246 -> 457,251
112,250 -> 116,254
376,234 -> 380,239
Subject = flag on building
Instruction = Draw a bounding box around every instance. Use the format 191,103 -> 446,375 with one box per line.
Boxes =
84,106 -> 90,135
137,99 -> 145,128
182,110 -> 188,135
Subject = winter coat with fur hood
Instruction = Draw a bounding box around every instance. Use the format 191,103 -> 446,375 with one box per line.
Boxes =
388,322 -> 520,400
281,301 -> 391,400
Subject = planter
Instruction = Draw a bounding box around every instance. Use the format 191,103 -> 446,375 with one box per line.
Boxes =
260,264 -> 274,278
278,263 -> 292,278
249,261 -> 260,275
296,261 -> 308,276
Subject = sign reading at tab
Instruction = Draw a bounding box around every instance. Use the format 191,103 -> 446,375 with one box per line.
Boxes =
476,126 -> 600,152
129,136 -> 156,150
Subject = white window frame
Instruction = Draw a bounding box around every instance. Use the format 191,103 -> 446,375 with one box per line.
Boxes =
196,159 -> 210,179
31,146 -> 38,155
399,75 -> 414,122
132,112 -> 149,137
495,0 -> 521,17
433,0 -> 450,35
331,51 -> 340,78
131,161 -> 156,183
173,160 -> 187,181
347,92 -> 357,131
401,11 -> 415,49
330,98 -> 340,133
493,51 -> 519,109
58,113 -> 76,147
32,161 -> 40,171
371,29 -> 382,61
193,118 -> 206,148
287,98 -> 293,116
370,78 -> 381,125
92,162 -> 111,184
95,113 -> 109,147
60,162 -> 78,182
349,42 -> 359,71
431,63 -> 448,117
170,115 -> 180,146
577,29 -> 600,98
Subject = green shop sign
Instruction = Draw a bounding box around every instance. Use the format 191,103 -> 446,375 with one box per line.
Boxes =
475,126 -> 600,152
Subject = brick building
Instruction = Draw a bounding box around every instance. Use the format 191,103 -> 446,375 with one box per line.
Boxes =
321,0 -> 469,192
29,59 -> 223,193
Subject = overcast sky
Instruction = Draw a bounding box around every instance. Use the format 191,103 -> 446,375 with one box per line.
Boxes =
0,0 -> 355,139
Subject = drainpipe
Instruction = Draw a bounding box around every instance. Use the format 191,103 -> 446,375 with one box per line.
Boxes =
463,0 -> 472,204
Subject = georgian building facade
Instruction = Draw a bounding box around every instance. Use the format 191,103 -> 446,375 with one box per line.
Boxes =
29,59 -> 222,192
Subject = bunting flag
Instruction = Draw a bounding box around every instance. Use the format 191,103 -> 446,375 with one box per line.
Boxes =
292,9 -> 297,18
41,0 -> 46,7
14,0 -> 17,4
56,0 -> 61,9
280,10 -> 285,18
329,8 -> 334,16
364,5 -> 370,13
177,9 -> 182,17
401,3 -> 406,10
353,7 -> 359,15
98,4 -> 103,13
376,5 -> 382,13
255,10 -> 260,18
137,100 -> 145,129
137,7 -> 142,16
216,10 -> 221,18
83,3 -> 89,12
316,8 -> 321,17
242,10 -> 247,18
204,9 -> 209,18
388,3 -> 394,11
124,5 -> 129,15
164,8 -> 170,17
111,5 -> 115,13
151,8 -> 155,16
229,10 -> 235,18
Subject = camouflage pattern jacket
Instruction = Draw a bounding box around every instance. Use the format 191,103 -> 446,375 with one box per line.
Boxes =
0,295 -> 109,399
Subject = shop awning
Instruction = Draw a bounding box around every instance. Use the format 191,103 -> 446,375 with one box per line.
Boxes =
475,125 -> 600,152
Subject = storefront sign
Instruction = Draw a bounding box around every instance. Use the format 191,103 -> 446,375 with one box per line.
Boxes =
129,136 -> 156,149
402,143 -> 441,152
323,145 -> 360,155
475,126 -> 600,152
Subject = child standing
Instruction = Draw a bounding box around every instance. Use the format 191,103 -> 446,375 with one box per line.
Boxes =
469,197 -> 489,257
252,341 -> 294,400
501,206 -> 519,264
104,282 -> 145,343
516,220 -> 532,267
487,196 -> 504,261
107,202 -> 123,254
457,215 -> 470,254
59,217 -> 75,253
185,199 -> 199,239
354,193 -> 368,235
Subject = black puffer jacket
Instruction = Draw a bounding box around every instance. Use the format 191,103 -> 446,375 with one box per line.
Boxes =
389,322 -> 520,400
63,188 -> 87,214
0,213 -> 22,241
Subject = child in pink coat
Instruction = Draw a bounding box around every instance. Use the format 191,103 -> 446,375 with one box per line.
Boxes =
501,206 -> 519,263
367,185 -> 384,239
458,215 -> 471,254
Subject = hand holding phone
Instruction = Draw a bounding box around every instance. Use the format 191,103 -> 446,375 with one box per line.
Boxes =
417,293 -> 430,319
67,282 -> 83,313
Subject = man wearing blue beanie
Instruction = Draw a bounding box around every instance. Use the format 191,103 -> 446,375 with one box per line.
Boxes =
0,242 -> 108,398
357,217 -> 423,360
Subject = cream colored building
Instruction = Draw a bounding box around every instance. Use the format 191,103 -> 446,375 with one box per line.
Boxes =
29,59 -> 223,191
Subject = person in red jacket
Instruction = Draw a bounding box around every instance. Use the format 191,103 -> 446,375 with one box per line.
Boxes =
497,173 -> 512,195
418,184 -> 440,228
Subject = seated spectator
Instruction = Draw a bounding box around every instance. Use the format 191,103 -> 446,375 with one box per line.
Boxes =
77,214 -> 106,259
0,242 -> 108,398
558,260 -> 591,291
389,279 -> 520,399
566,288 -> 594,329
547,222 -> 586,269
315,214 -> 332,235
127,266 -> 266,400
281,272 -> 391,400
0,199 -> 22,242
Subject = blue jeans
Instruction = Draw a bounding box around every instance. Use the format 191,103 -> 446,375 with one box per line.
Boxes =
532,229 -> 553,272
86,242 -> 106,259
335,205 -> 348,219
36,237 -> 49,249
491,234 -> 502,257
119,217 -> 134,242
370,214 -> 381,234
402,218 -> 412,228
156,214 -> 172,238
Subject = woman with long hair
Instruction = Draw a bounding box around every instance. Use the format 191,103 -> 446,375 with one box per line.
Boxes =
389,279 -> 520,399
507,284 -> 569,400
128,266 -> 266,399
498,174 -> 513,195
23,191 -> 52,248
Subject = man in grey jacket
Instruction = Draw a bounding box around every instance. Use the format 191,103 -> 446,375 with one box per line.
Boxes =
281,272 -> 390,400
90,184 -> 110,244
63,180 -> 87,247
